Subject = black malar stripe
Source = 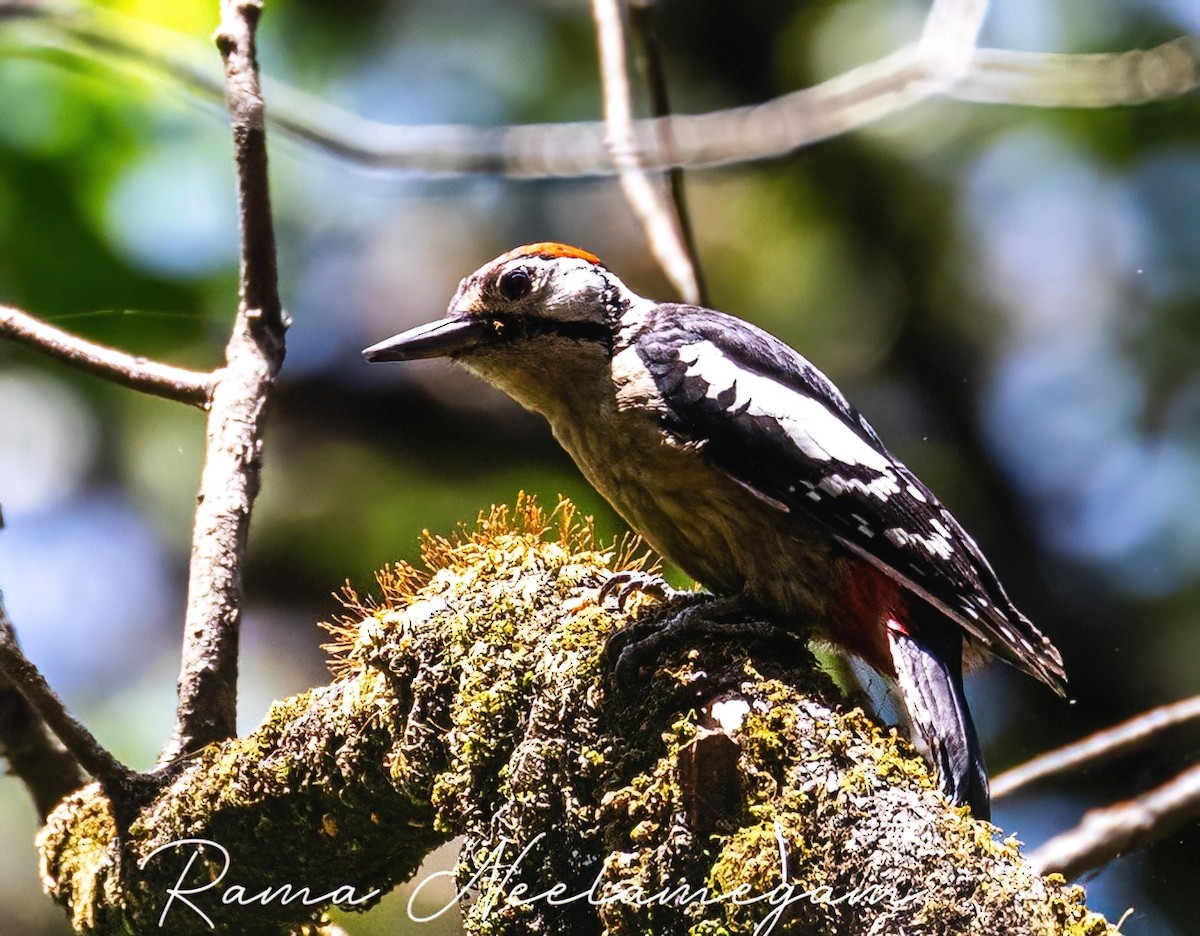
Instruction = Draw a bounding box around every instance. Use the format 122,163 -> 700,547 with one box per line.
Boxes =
490,313 -> 612,348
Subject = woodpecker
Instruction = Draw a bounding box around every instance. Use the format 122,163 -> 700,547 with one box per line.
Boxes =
363,242 -> 1067,819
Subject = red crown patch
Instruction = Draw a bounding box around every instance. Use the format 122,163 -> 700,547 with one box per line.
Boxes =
499,242 -> 602,266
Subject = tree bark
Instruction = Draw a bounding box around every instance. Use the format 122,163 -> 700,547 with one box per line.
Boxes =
36,498 -> 1116,935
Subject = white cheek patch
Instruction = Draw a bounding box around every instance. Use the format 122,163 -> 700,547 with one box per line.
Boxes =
677,340 -> 895,472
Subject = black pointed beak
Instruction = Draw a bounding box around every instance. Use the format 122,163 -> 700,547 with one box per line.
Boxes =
362,315 -> 492,363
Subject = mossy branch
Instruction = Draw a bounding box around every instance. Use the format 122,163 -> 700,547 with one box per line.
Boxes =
36,496 -> 1114,935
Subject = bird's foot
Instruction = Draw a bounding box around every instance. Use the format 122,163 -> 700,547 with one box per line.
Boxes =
606,594 -> 790,687
598,570 -> 689,610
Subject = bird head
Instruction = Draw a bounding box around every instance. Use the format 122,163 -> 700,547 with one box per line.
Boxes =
363,243 -> 638,415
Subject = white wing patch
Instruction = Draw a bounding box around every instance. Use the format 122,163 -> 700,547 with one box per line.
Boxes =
612,343 -> 666,412
818,473 -> 901,500
885,526 -> 955,560
678,340 -> 895,472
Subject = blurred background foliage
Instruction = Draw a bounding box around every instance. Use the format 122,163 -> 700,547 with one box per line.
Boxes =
0,0 -> 1198,932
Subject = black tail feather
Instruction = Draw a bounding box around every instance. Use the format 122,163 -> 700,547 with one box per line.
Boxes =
888,622 -> 990,820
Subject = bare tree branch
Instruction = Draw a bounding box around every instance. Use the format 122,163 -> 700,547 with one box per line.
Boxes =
254,37 -> 1200,173
0,669 -> 85,819
216,0 -> 283,334
993,696 -> 1200,800
0,304 -> 213,407
1029,763 -> 1200,879
592,0 -> 700,303
0,593 -> 131,793
0,501 -> 89,818
7,2 -> 1195,177
160,0 -> 285,763
629,0 -> 707,307
956,38 -> 1200,107
37,504 -> 1120,934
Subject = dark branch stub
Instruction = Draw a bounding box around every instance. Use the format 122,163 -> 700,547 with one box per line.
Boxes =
0,581 -> 89,818
0,595 -> 148,816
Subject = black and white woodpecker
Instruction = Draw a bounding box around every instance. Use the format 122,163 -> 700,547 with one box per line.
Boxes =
363,242 -> 1067,819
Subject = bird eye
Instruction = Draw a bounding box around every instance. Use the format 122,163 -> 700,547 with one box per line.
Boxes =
499,268 -> 533,301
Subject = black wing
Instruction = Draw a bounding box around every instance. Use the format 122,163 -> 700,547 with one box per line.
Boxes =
634,304 -> 1066,694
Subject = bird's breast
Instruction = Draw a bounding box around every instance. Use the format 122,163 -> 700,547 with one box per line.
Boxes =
550,391 -> 846,626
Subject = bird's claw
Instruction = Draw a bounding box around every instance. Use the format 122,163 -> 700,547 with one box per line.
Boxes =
604,594 -> 795,688
598,570 -> 680,610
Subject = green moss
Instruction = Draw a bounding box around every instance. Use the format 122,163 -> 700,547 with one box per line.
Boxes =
36,786 -> 125,934
37,495 -> 1117,936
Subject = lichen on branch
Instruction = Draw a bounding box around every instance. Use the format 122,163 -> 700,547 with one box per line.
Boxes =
36,495 -> 1113,935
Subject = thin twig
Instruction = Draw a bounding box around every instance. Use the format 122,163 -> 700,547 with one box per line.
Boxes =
1028,763 -> 1200,879
629,0 -> 707,307
0,596 -> 130,791
237,36 -> 1200,172
0,304 -> 213,407
993,696 -> 1200,800
159,0 -> 286,764
957,39 -> 1200,107
7,3 -> 1198,175
592,0 -> 699,303
215,0 -> 283,333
